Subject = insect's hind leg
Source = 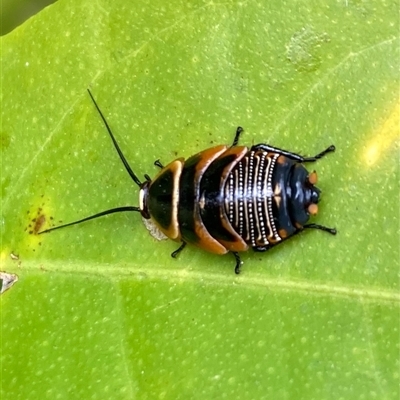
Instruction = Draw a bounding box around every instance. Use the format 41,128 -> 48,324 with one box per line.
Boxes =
303,223 -> 337,235
302,145 -> 335,162
252,143 -> 335,163
231,127 -> 244,147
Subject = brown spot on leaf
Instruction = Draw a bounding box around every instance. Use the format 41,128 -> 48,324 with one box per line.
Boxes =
33,214 -> 46,234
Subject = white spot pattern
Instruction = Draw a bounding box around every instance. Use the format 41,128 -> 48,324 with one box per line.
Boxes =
224,151 -> 281,247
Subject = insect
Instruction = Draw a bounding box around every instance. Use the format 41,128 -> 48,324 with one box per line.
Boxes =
39,89 -> 336,274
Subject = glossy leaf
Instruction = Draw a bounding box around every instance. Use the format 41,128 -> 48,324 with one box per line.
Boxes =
1,0 -> 399,399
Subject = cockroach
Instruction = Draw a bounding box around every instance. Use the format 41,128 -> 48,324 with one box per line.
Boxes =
39,90 -> 336,273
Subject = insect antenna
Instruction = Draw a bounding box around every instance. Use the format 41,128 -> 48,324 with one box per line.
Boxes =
38,206 -> 141,234
87,89 -> 143,187
39,90 -> 145,235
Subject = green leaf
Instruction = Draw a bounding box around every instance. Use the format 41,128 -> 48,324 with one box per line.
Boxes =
1,0 -> 399,399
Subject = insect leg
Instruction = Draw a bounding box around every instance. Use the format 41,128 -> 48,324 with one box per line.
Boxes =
253,245 -> 273,252
253,223 -> 336,253
232,252 -> 242,274
251,144 -> 335,163
231,126 -> 244,147
154,159 -> 164,169
171,241 -> 187,258
144,160 -> 163,181
302,145 -> 336,162
303,223 -> 337,235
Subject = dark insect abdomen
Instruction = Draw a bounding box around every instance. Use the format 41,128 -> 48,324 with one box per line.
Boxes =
223,150 -> 296,248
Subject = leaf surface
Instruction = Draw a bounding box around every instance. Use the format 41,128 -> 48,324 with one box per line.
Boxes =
1,0 -> 399,398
